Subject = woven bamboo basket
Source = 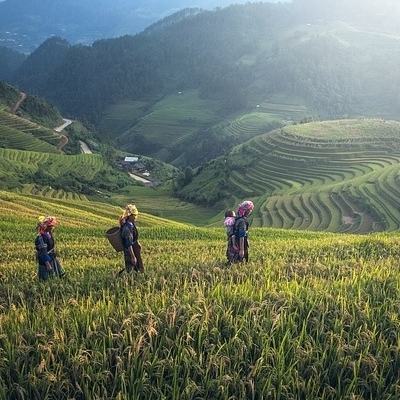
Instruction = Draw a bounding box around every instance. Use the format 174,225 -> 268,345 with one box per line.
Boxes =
105,226 -> 124,252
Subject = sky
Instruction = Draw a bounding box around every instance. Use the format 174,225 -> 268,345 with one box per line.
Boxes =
179,0 -> 287,6
161,0 -> 288,9
0,0 -> 288,3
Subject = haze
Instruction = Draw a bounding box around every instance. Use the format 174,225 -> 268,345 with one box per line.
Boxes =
0,0 -> 289,53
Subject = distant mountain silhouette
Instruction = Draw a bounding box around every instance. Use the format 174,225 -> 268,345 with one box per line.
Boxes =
0,0 -> 285,53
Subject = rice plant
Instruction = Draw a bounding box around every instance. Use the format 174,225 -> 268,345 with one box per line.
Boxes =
2,197 -> 400,399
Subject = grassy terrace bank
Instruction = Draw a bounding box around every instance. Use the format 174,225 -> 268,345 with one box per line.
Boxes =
1,193 -> 400,399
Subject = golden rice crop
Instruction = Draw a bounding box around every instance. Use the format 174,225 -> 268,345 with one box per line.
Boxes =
2,214 -> 400,399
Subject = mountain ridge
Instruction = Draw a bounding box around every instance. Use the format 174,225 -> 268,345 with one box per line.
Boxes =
0,0 -> 286,53
3,1 -> 400,169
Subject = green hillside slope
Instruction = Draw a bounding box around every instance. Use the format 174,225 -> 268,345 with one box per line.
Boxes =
177,119 -> 400,233
0,148 -> 136,195
0,80 -> 64,128
0,80 -> 67,153
0,81 -> 217,226
102,90 -> 288,167
0,110 -> 61,153
2,78 -> 400,233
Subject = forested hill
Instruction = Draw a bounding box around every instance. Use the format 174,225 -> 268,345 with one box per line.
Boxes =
1,0 -> 400,167
4,0 -> 400,122
0,0 -> 287,54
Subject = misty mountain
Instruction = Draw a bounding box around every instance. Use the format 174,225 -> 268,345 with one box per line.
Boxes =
2,0 -> 400,167
0,46 -> 26,82
0,0 -> 285,53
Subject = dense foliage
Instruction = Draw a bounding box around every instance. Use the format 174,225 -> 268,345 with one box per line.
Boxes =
0,48 -> 26,83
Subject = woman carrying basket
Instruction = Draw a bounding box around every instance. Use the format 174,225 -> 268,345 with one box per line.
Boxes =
118,204 -> 144,275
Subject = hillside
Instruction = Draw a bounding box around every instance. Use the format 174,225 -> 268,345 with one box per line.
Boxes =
177,119 -> 400,233
2,77 -> 400,233
1,1 -> 400,168
0,80 -> 64,128
0,81 -> 221,225
0,81 -> 67,157
0,189 -> 186,229
3,190 -> 400,398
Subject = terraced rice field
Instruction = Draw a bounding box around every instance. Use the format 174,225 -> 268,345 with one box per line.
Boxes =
225,119 -> 400,233
2,191 -> 400,399
120,90 -> 220,149
0,110 -> 61,153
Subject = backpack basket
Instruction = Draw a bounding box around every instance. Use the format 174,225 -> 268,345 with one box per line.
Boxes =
105,226 -> 124,252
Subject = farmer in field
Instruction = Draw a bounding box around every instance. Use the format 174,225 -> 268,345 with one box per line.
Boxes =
227,200 -> 254,263
118,204 -> 144,275
35,216 -> 66,280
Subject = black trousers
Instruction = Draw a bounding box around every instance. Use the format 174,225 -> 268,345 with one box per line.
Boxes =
122,242 -> 144,273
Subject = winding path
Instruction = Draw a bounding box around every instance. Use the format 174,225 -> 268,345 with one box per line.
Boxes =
54,118 -> 72,132
10,92 -> 26,114
128,172 -> 151,184
79,140 -> 92,154
54,118 -> 73,152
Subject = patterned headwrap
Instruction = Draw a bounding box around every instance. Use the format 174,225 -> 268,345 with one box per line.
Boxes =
37,216 -> 57,234
119,204 -> 139,226
224,216 -> 236,227
237,200 -> 254,217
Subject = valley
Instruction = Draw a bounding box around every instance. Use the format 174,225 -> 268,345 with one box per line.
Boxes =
1,2 -> 400,398
0,2 -> 400,229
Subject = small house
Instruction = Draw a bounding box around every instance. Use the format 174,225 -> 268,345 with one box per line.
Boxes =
124,156 -> 139,163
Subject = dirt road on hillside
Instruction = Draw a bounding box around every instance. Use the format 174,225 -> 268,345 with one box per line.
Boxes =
128,172 -> 151,184
54,118 -> 73,153
54,118 -> 72,132
10,92 -> 26,114
79,141 -> 92,154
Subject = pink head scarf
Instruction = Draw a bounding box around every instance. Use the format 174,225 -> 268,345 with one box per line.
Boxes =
237,200 -> 254,217
37,216 -> 57,234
